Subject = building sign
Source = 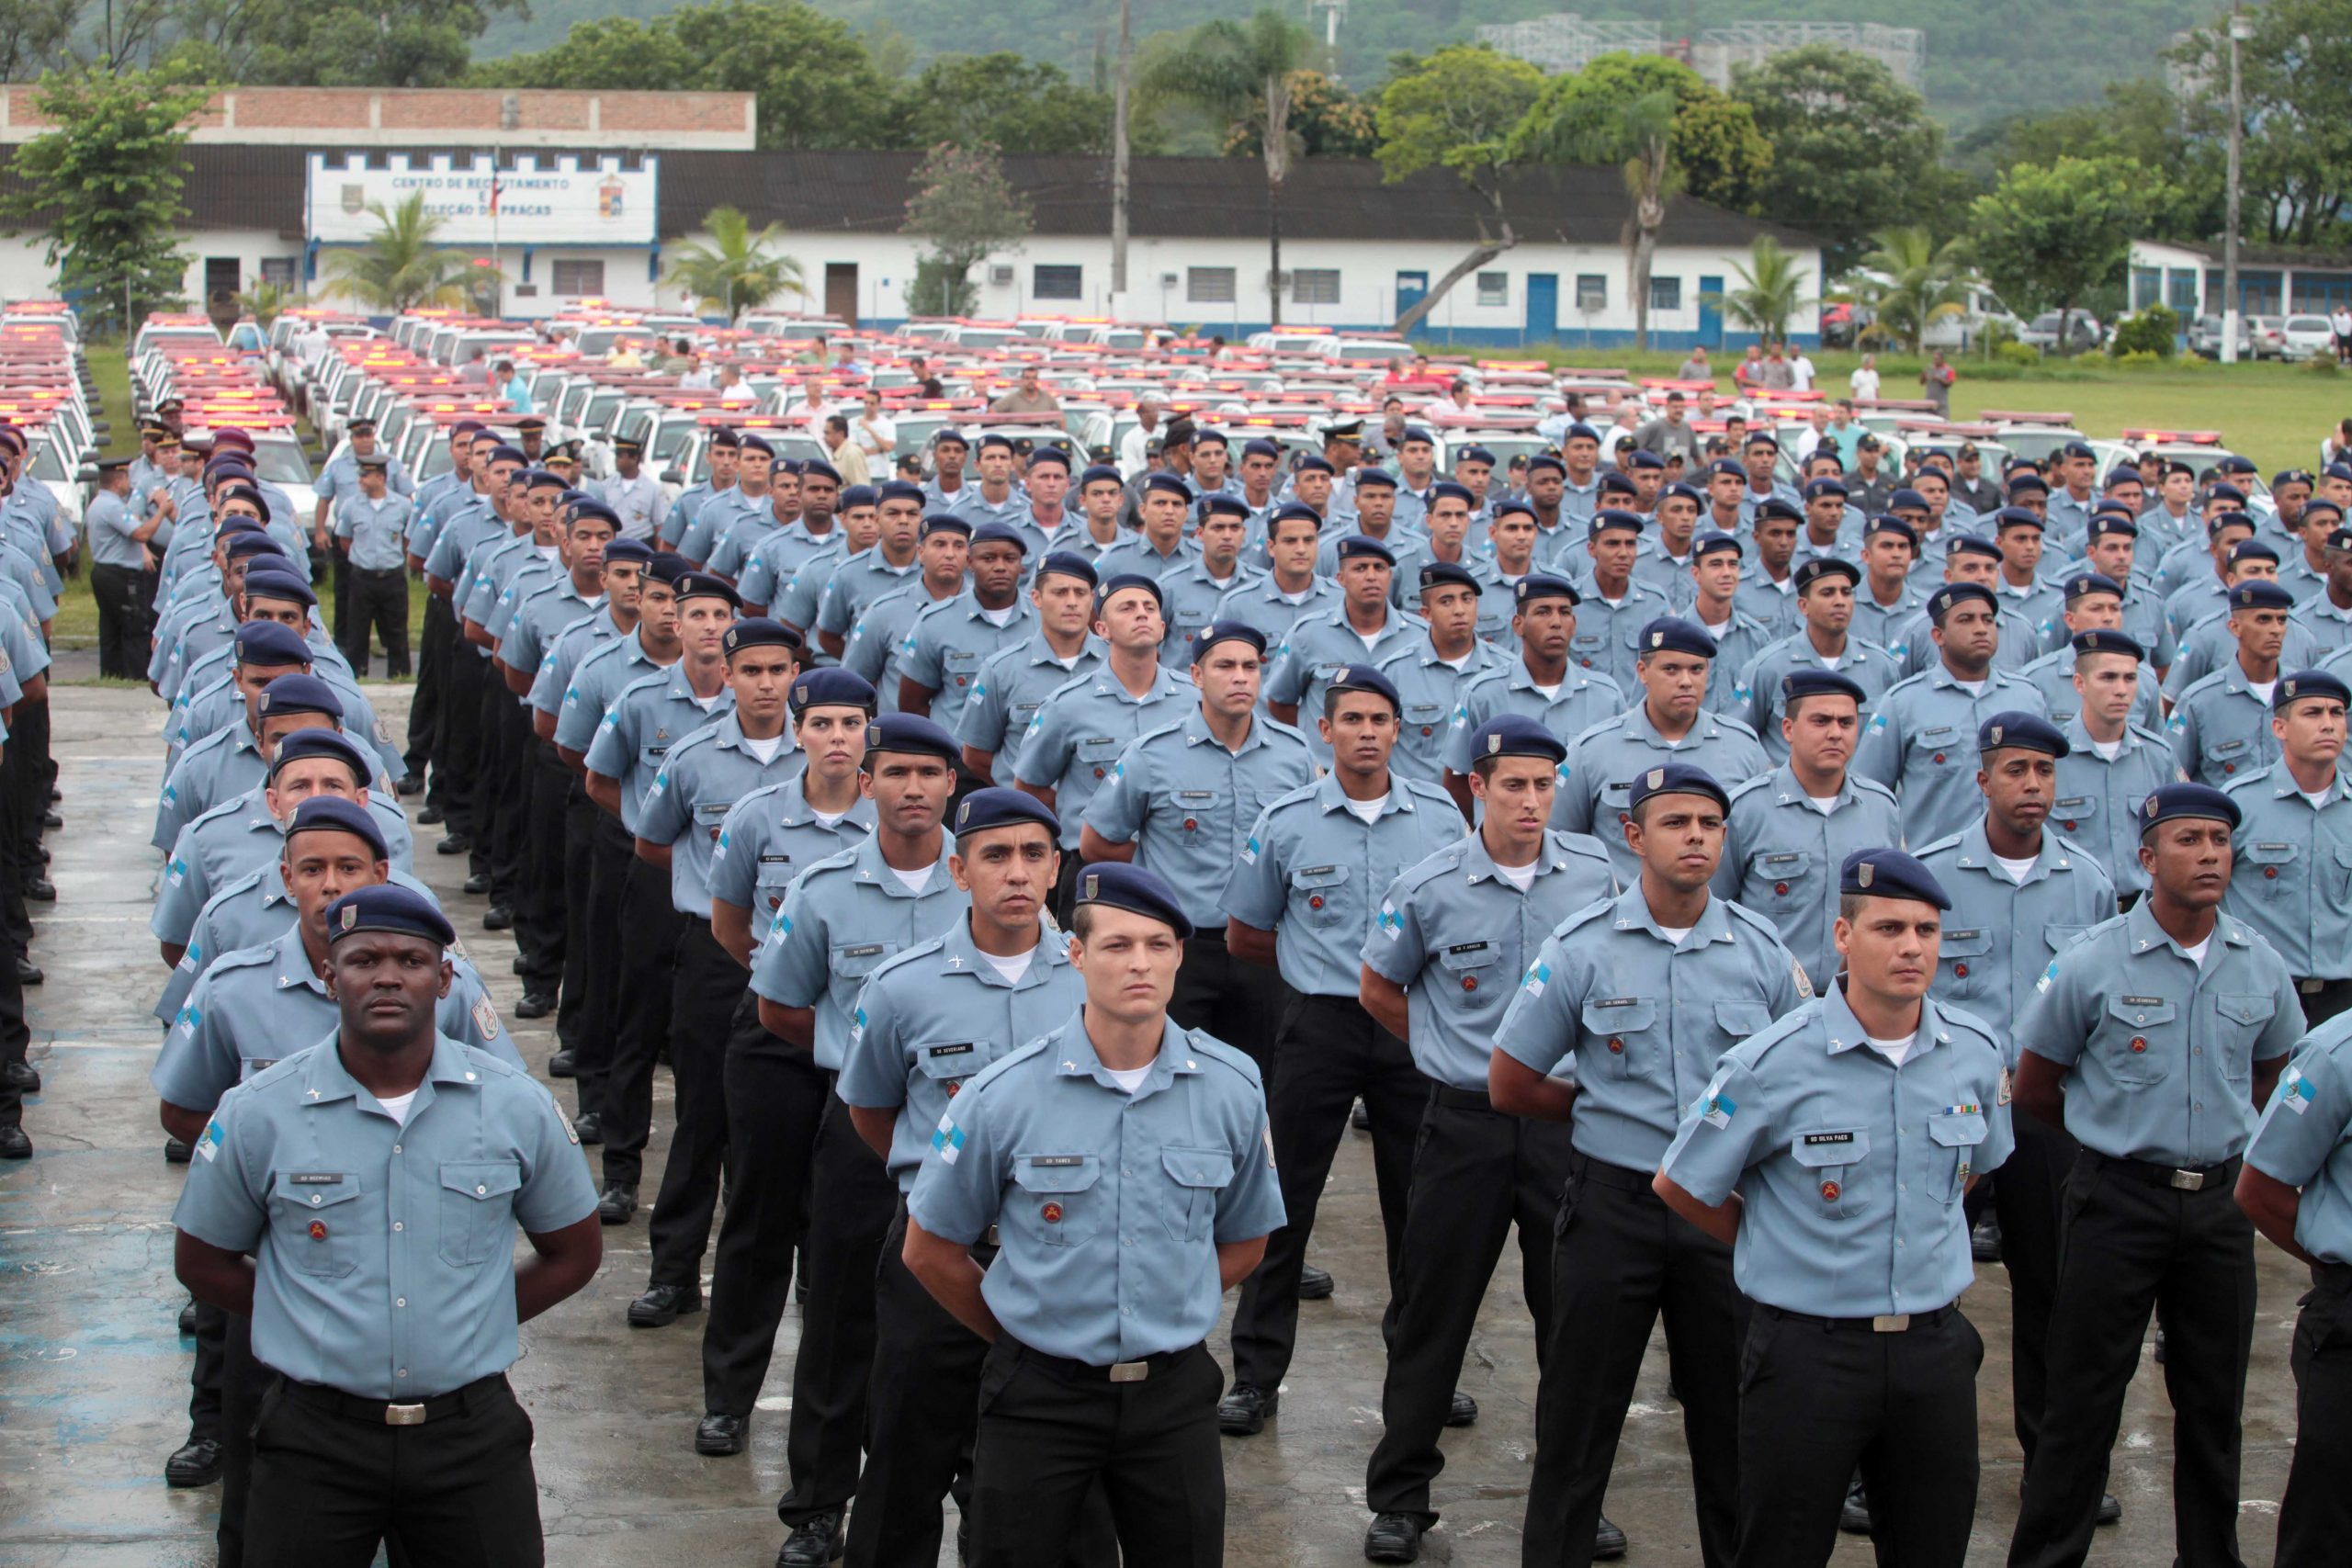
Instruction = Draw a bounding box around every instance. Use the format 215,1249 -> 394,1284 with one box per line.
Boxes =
305,152 -> 658,246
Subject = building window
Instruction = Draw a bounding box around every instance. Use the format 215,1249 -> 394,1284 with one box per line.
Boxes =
1187,266 -> 1236,303
2166,268 -> 2199,314
1575,275 -> 1608,313
1476,271 -> 1509,307
259,256 -> 297,288
1034,264 -> 1082,301
1293,268 -> 1340,305
1648,276 -> 1681,312
551,259 -> 605,297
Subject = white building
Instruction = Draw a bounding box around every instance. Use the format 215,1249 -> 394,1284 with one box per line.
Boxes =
2129,237 -> 2352,320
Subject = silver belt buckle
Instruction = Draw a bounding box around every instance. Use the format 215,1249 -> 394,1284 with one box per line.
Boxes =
2168,1168 -> 2207,1191
1871,1314 -> 1911,1333
384,1402 -> 427,1426
983,1225 -> 1000,1247
1108,1360 -> 1148,1383
2301,978 -> 2325,995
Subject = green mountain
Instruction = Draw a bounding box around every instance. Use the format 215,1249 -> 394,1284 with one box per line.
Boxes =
475,0 -> 2218,135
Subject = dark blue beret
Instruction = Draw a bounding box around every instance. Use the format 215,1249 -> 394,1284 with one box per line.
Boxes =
2226,540 -> 2278,569
1599,471 -> 1640,497
566,499 -> 622,531
1628,761 -> 1729,814
2328,461 -> 2352,484
1270,502 -> 1323,531
702,427 -> 740,449
1589,507 -> 1645,538
1755,497 -> 1804,525
2063,571 -> 2123,604
1400,426 -> 1436,447
1456,446 -> 1497,466
789,667 -> 876,714
604,536 -> 654,565
1840,848 -> 1951,908
1294,456 -> 1336,477
2209,485 -> 2251,508
799,458 -> 842,486
1198,492 -> 1250,519
1240,439 -> 1282,461
2277,670 -> 2352,712
1662,481 -> 1705,508
1744,431 -> 1780,451
952,786 -> 1059,840
1077,464 -> 1126,491
325,884 -> 454,947
738,434 -> 776,458
675,571 -> 741,608
1977,710 -> 2069,757
2106,466 -> 2145,488
722,617 -> 801,657
243,569 -> 316,612
2229,580 -> 2294,612
922,513 -> 972,539
1565,422 -> 1601,444
1427,480 -> 1476,508
225,533 -> 286,562
647,551 -> 689,584
877,479 -> 929,506
484,444 -> 527,467
2007,473 -> 2050,497
522,468 -> 566,491
1097,573 -> 1165,615
1928,582 -> 1997,622
930,428 -> 967,448
1335,534 -> 1396,567
2275,469 -> 2315,491
282,794 -> 388,859
1889,488 -> 1930,512
1947,535 -> 2003,562
1993,506 -> 2044,532
2305,501 -> 2344,525
1491,496 -> 1538,522
2061,440 -> 2098,460
257,672 -> 342,721
1468,712 -> 1566,765
1804,477 -> 1849,501
864,713 -> 960,762
1638,617 -> 1717,660
1350,468 -> 1396,491
1418,560 -> 1482,595
1141,472 -> 1192,500
2139,783 -> 2240,832
839,484 -> 879,510
2207,503 -> 2256,535
1193,619 -> 1267,660
235,620 -> 313,667
976,434 -> 1015,455
1795,556 -> 1860,591
1328,663 -> 1402,713
270,728 -> 372,784
1866,514 -> 1918,546
1694,530 -> 1743,561
2072,629 -> 2144,662
1036,550 -> 1098,589
1073,862 -> 1192,940
1781,669 -> 1867,706
1626,449 -> 1667,471
1707,459 -> 1745,480
969,523 -> 1030,555
2086,514 -> 2139,541
1527,454 -> 1567,478
1515,572 -> 1580,608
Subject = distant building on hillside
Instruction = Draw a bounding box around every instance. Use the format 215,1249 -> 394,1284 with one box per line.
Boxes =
1476,13 -> 1927,92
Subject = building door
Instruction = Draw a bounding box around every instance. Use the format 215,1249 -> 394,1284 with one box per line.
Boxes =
1525,273 -> 1558,344
1396,270 -> 1428,322
204,257 -> 242,327
1698,276 -> 1724,349
824,263 -> 858,327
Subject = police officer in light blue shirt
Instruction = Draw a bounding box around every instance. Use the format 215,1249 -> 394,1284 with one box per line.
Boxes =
957,551 -> 1105,786
1215,502 -> 1340,649
2290,516 -> 2352,654
1893,537 -> 2044,680
2018,572 -> 2165,729
2222,668 -> 2352,1023
1094,470 -> 1201,583
1657,848 -> 2011,1568
898,522 -> 1035,730
1443,572 -> 1622,790
842,516 -> 968,716
1491,761 -> 1804,1568
2168,578 -> 2294,784
1717,670 -> 1903,989
1159,493 -> 1263,664
1568,510 -> 1677,692
2007,784 -> 2303,1568
1266,535 -> 1425,768
2164,545 -> 2321,698
1356,714 -> 1616,1561
1376,561 -> 1506,787
901,862 -> 1283,1568
1737,557 -> 1901,762
2049,631 -> 2182,901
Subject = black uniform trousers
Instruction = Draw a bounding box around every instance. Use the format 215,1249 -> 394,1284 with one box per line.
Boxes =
243,1371 -> 542,1568
701,997 -> 827,1416
436,642 -> 488,846
2294,976 -> 2352,1029
407,590 -> 451,791
849,1207 -> 1119,1568
342,566 -> 409,678
1994,1109 -> 2081,1469
2008,1150 -> 2256,1568
570,811 -> 634,1123
645,921 -> 745,1288
970,1338 -> 1225,1568
1168,930 -> 1285,1077
777,1089 -> 898,1528
91,560 -> 153,678
599,857 -> 689,1191
1366,1087 -> 1577,1523
554,774 -> 596,1053
327,537 -> 352,645
1522,1155 -> 1741,1568
1228,991 -> 1424,1391
514,739 -> 570,995
2276,1262 -> 2352,1568
480,675 -> 530,899
188,1298 -> 227,1443
1738,1303 -> 1984,1568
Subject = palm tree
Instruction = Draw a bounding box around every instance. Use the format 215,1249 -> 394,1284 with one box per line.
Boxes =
1136,7 -> 1317,325
322,193 -> 481,314
1712,235 -> 1815,345
233,279 -> 292,328
1853,226 -> 1969,353
663,206 -> 806,322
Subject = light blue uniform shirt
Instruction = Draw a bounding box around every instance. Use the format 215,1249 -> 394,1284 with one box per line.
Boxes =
1737,634 -> 1902,763
153,719 -> 390,853
836,916 -> 1084,1192
906,1011 -> 1284,1366
707,778 -> 876,919
1362,829 -> 1617,1089
2163,614 -> 2318,701
595,470 -> 667,543
1496,886 -> 1808,1169
153,786 -> 414,945
85,489 -> 148,570
1374,637 -> 1506,785
1227,773 -> 1465,996
1855,663 -> 2049,848
1265,605 -> 1428,767
2049,718 -> 2183,897
636,713 -> 805,915
664,479 -> 732,549
1443,660 -> 1623,776
1080,709 -> 1314,931
1010,662 -> 1189,848
156,863 -> 439,1025
812,547 -> 922,643
1159,559 -> 1264,669
730,517 -> 833,604
552,631 -> 666,754
1917,818 -> 2118,1060
1091,532 -> 1200,585
1566,578 -> 1678,693
843,581 -> 956,716
1893,603 -> 2043,680
496,579 -> 603,681
1734,572 -> 1804,643
583,665 -> 737,835
332,491 -> 414,572
749,830 -> 967,1072
1209,573 -> 1340,655
673,486 -> 749,564
2292,592 -> 2352,658
2246,1018 -> 2352,1264
2166,663 -> 2281,786
751,534 -> 840,622
944,485 -> 1028,531
1658,984 -> 2012,1318
2018,645 -> 2164,731
2222,761 -> 2352,977
173,1034 -> 598,1400
527,607 -> 624,718
1694,609 -> 1777,716
2014,901 -> 2302,1168
1850,582 -> 1928,663
957,633 -> 1104,784
900,591 -> 1037,730
1553,705 -> 1771,884
1714,764 -> 1904,990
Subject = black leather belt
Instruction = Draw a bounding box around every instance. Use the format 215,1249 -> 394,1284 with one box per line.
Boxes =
1432,1084 -> 1493,1112
1569,1153 -> 1655,1193
281,1371 -> 507,1427
2086,1150 -> 2242,1193
1010,1339 -> 1202,1384
1758,1302 -> 1959,1335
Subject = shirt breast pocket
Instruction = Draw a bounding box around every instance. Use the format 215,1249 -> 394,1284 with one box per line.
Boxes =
1570,631 -> 1608,666
1160,1145 -> 1236,1242
1792,1130 -> 1872,1218
1927,1111 -> 1986,1204
1010,1154 -> 1102,1247
1580,998 -> 1658,1079
2243,841 -> 2298,897
2201,735 -> 2251,777
2052,795 -> 2098,834
2213,993 -> 2278,1087
2333,844 -> 2352,904
1939,928 -> 1993,996
692,802 -> 730,840
2100,994 -> 2177,1087
1911,725 -> 1961,764
1160,789 -> 1221,834
915,1041 -> 983,1100
1289,864 -> 1350,923
830,942 -> 898,998
1402,702 -> 1446,740
639,742 -> 670,773
1747,851 -> 1812,909
1714,999 -> 1773,1044
753,855 -> 795,908
271,1170 -> 364,1279
1074,736 -> 1124,781
437,1160 -> 523,1266
1440,941 -> 1503,1001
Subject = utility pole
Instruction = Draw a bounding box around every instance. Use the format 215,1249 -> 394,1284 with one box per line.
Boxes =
1110,0 -> 1133,310
2221,10 -> 2251,364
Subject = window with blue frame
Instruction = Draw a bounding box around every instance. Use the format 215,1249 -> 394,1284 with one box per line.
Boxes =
2166,269 -> 2198,314
1649,276 -> 1681,312
1034,265 -> 1082,300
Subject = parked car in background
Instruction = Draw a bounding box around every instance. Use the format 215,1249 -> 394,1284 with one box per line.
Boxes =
2018,310 -> 2103,354
2247,316 -> 2287,358
2187,314 -> 2256,359
2278,314 -> 2337,361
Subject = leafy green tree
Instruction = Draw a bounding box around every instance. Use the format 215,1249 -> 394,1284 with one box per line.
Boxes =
160,0 -> 525,87
1967,155 -> 2144,354
1514,85 -> 1680,350
322,192 -> 482,314
0,0 -> 75,80
2109,303 -> 2178,358
1732,45 -> 1942,268
1221,69 -> 1376,159
1852,226 -> 1970,352
898,53 -> 1125,155
0,64 -> 210,337
663,206 -> 805,321
1374,43 -> 1544,334
1512,54 -> 1770,213
901,141 -> 1031,317
233,279 -> 292,326
1136,8 -> 1318,325
1983,79 -> 2219,241
1712,235 -> 1815,344
2171,0 -> 2352,244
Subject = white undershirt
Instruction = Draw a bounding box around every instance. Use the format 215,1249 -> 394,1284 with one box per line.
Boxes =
2305,786 -> 2335,810
2091,738 -> 2123,761
1703,617 -> 1733,640
1351,623 -> 1384,651
1805,794 -> 1840,815
1532,682 -> 1560,700
1494,859 -> 1538,891
980,948 -> 1034,985
741,732 -> 789,764
1278,587 -> 1315,604
1656,924 -> 1693,946
2180,935 -> 2211,967
889,863 -> 933,896
810,807 -> 848,827
2249,679 -> 2277,705
1865,1032 -> 1917,1066
376,1089 -> 418,1126
978,604 -> 1018,627
1992,852 -> 2037,885
1104,1062 -> 1154,1093
1439,651 -> 1475,671
1952,678 -> 1985,696
687,691 -> 722,712
1343,792 -> 1388,824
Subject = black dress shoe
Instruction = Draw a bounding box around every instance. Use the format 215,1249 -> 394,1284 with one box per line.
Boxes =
1217,1382 -> 1277,1435
22,877 -> 53,902
514,989 -> 553,1018
4,1057 -> 38,1092
547,1048 -> 577,1077
695,1411 -> 747,1456
1593,1513 -> 1628,1560
1298,1262 -> 1335,1300
463,873 -> 492,896
178,1300 -> 198,1335
1446,1389 -> 1477,1427
628,1283 -> 705,1327
1971,1214 -> 2004,1263
0,1122 -> 28,1159
2098,1492 -> 2122,1525
512,956 -> 528,975
572,1112 -> 603,1144
1839,1473 -> 1873,1534
47,784 -> 59,803
1363,1511 -> 1425,1562
435,832 -> 473,855
597,1183 -> 637,1224
164,1437 -> 222,1487
41,809 -> 61,829
394,774 -> 424,797
16,957 -> 40,985
1351,1099 -> 1372,1131
776,1512 -> 843,1565
417,804 -> 446,826
164,1136 -> 191,1164
481,905 -> 514,931
2154,1324 -> 2166,1363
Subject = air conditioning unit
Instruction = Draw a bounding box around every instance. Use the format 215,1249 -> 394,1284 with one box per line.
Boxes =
1268,271 -> 1293,289
989,265 -> 1014,286
1159,272 -> 1180,289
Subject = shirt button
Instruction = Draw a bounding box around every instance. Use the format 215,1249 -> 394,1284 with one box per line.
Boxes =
476,1185 -> 487,1195
391,1145 -> 401,1154
397,1369 -> 408,1379
1122,1306 -> 1132,1316
392,1222 -> 403,1232
395,1297 -> 406,1308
